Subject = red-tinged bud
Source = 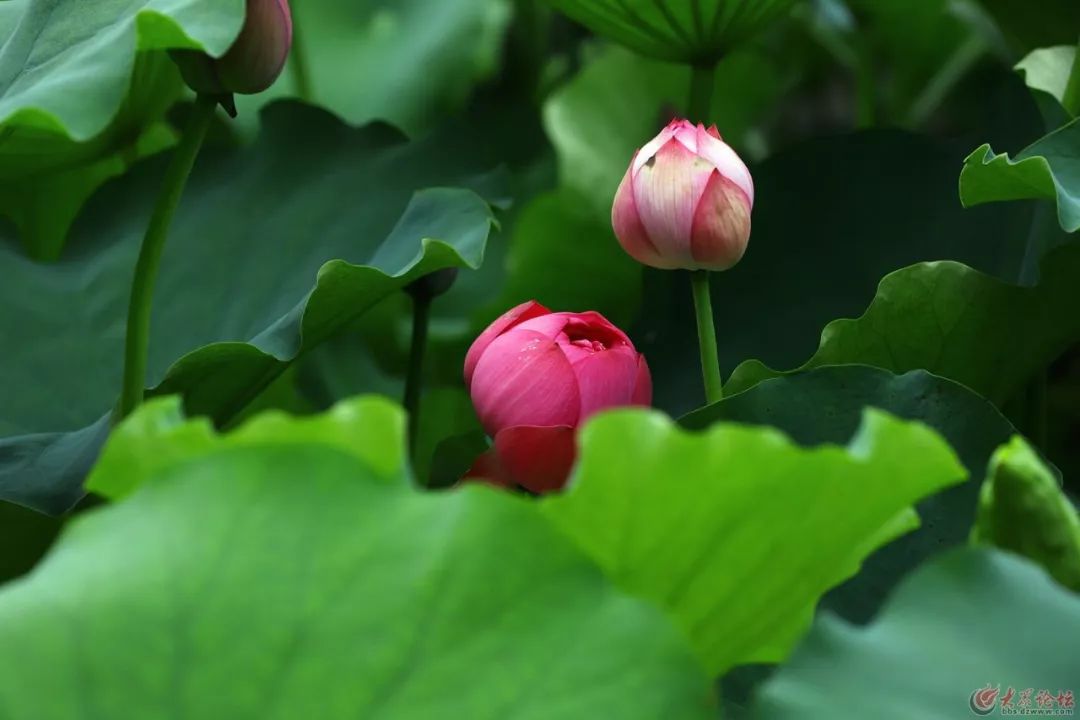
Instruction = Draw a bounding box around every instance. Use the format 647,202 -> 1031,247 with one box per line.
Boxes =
612,119 -> 754,271
173,0 -> 292,97
461,301 -> 652,493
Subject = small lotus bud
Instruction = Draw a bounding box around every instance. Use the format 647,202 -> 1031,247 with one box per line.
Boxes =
173,0 -> 292,96
461,301 -> 651,493
612,119 -> 754,271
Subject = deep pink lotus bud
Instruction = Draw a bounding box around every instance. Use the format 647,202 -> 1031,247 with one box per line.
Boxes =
612,119 -> 754,271
463,301 -> 652,492
173,0 -> 292,96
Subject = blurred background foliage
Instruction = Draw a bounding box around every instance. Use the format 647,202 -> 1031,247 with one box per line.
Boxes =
0,0 -> 1078,714
3,0 -> 1078,569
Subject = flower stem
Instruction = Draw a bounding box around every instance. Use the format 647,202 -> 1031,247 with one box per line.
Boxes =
289,0 -> 314,101
118,94 -> 217,420
404,291 -> 432,453
1063,34 -> 1080,118
691,270 -> 724,404
687,63 -> 723,405
688,63 -> 716,122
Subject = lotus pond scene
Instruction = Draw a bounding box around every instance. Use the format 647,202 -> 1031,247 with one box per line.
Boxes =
0,0 -> 1078,718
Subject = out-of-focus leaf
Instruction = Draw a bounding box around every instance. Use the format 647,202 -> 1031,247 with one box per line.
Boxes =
960,118 -> 1080,233
1016,45 -> 1078,109
846,0 -> 986,124
429,431 -> 490,489
86,395 -> 407,502
0,415 -> 714,718
725,243 -> 1080,407
683,366 -> 1028,622
0,49 -> 186,260
235,0 -> 511,135
973,435 -> 1080,591
543,407 -> 966,674
976,0 -> 1080,54
545,0 -> 798,63
0,102 -> 500,514
755,547 -> 1080,719
412,388 -> 483,486
0,500 -> 60,585
494,188 -> 642,328
0,0 -> 243,140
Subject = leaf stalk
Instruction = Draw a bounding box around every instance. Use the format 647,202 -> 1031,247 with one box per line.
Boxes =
118,94 -> 217,419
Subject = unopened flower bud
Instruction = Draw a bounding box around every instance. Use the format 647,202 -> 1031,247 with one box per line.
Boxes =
173,0 -> 292,97
462,301 -> 652,493
612,119 -> 754,271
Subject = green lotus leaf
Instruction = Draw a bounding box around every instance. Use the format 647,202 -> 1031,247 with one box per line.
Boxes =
0,400 -> 714,718
756,547 -> 1080,718
960,118 -> 1080,233
543,405 -> 966,674
0,102 -> 500,514
545,0 -> 798,63
726,243 -> 1080,407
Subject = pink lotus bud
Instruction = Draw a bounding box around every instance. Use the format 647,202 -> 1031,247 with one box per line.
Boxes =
463,301 -> 652,492
173,0 -> 292,96
612,119 -> 754,271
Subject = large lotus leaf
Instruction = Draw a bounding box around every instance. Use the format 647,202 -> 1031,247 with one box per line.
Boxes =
86,395 -> 408,502
291,95 -> 555,396
1016,45 -> 1078,110
0,408 -> 713,717
0,44 -> 187,260
493,187 -> 643,328
0,0 -> 243,141
725,242 -> 1080,407
543,43 -> 784,215
545,0 -> 798,63
682,365 -> 1028,624
234,0 -> 511,135
755,547 -> 1080,719
960,118 -> 1080,233
0,102 -> 501,514
542,406 -> 966,674
634,124 -> 1043,416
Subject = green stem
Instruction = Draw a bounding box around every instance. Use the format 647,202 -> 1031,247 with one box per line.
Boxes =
1063,35 -> 1080,118
404,292 -> 432,453
290,1 -> 314,101
687,64 -> 723,405
691,270 -> 724,404
688,63 -> 716,121
118,94 -> 217,420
